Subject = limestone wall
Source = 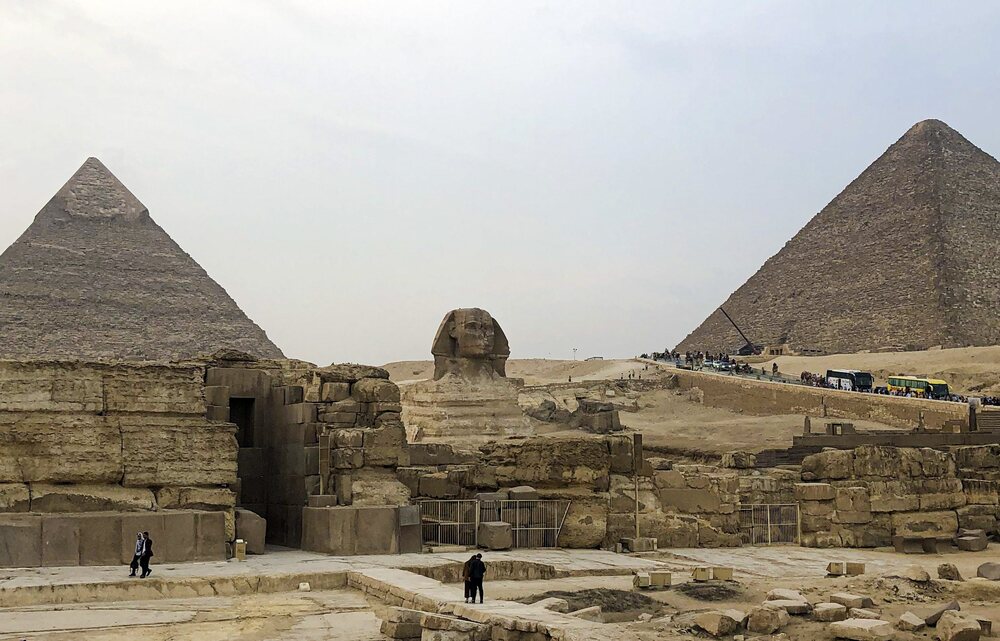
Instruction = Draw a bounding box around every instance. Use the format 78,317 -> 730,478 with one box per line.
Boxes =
0,359 -> 237,567
797,445 -> 1000,547
671,368 -> 968,429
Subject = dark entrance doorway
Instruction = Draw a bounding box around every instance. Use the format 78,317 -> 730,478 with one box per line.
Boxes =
230,398 -> 255,447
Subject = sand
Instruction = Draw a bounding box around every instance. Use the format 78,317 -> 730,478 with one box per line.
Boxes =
384,358 -> 650,386
756,345 -> 1000,395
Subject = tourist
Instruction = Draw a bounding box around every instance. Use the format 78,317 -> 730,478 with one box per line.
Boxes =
462,554 -> 476,603
469,553 -> 487,603
128,532 -> 142,577
139,531 -> 154,578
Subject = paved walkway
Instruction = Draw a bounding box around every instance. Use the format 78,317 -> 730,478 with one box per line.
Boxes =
0,548 -> 664,607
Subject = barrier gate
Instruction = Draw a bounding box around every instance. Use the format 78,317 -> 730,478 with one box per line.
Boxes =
419,499 -> 571,548
738,503 -> 800,545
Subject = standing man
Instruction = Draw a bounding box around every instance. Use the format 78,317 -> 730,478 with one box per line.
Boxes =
128,532 -> 143,577
139,531 -> 154,578
469,553 -> 487,603
461,554 -> 476,603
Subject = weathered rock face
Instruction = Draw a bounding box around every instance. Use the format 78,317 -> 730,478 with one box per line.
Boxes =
677,119 -> 1000,354
0,158 -> 283,361
402,308 -> 530,443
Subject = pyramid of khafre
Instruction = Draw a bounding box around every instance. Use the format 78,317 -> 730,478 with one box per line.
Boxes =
677,119 -> 1000,355
0,157 -> 284,361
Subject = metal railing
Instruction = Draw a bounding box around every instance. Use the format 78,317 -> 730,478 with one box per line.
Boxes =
419,499 -> 570,548
419,500 -> 478,546
738,503 -> 800,545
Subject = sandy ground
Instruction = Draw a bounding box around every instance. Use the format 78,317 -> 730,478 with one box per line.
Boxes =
757,345 -> 1000,395
618,388 -> 899,455
385,358 -> 649,386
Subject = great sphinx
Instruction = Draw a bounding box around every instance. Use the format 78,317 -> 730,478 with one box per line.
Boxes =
401,308 -> 531,442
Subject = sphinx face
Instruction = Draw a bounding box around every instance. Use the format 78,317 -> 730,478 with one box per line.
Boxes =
451,308 -> 495,358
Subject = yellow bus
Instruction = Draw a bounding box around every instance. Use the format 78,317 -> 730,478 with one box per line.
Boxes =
886,376 -> 950,400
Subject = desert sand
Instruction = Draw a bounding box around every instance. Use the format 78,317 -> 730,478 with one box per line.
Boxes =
757,345 -> 1000,395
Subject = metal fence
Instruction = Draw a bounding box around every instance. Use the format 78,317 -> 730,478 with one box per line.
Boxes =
419,500 -> 478,546
738,503 -> 800,545
419,499 -> 570,548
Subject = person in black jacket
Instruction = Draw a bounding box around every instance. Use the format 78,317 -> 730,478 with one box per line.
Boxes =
469,553 -> 486,603
128,532 -> 143,577
139,531 -> 154,578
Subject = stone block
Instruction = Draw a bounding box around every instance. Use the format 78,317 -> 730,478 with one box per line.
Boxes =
354,506 -> 399,555
658,488 -> 722,513
78,513 -> 124,566
302,507 -> 355,554
956,536 -> 987,552
235,508 -> 266,554
796,483 -> 836,501
307,494 -> 339,508
694,610 -> 741,636
335,473 -> 353,506
829,618 -> 894,640
924,601 -> 961,626
898,611 -> 925,631
568,606 -> 602,622
379,620 -> 421,639
320,382 -> 351,402
41,515 -> 81,567
977,562 -> 1000,580
333,448 -> 364,470
815,603 -> 849,622
155,487 -> 236,512
419,473 -> 459,499
207,404 -> 230,421
0,514 -> 42,567
891,510 -> 958,538
937,610 -> 982,641
195,511 -> 227,561
507,486 -> 539,501
747,605 -> 789,634
162,510 -> 197,562
849,608 -> 882,620
204,385 -> 230,407
477,521 -> 513,550
766,588 -> 807,602
831,593 -> 874,609
283,386 -> 305,405
351,378 -> 400,403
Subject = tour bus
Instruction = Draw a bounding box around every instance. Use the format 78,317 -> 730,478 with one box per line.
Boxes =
825,369 -> 874,392
886,376 -> 950,399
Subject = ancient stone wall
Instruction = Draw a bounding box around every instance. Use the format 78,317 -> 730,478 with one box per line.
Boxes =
797,445 -> 1000,547
206,359 -> 412,549
0,359 -> 235,567
671,368 -> 968,429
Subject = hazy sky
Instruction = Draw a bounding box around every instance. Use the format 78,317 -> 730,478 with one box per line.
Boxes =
2,2 -> 999,365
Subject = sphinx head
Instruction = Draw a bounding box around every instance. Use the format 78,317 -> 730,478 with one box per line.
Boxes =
431,308 -> 509,380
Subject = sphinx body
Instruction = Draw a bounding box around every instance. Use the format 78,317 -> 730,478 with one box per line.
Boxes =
402,308 -> 531,442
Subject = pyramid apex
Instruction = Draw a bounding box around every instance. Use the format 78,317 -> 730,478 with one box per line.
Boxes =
45,157 -> 149,223
900,118 -> 964,142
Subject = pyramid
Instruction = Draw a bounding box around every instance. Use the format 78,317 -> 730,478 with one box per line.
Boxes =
0,158 -> 284,361
677,119 -> 1000,355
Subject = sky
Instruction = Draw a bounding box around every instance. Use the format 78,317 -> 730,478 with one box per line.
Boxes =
2,1 -> 999,365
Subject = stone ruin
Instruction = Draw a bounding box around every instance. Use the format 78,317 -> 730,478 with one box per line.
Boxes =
401,308 -> 532,442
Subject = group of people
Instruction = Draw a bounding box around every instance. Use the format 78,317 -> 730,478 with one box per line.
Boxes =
128,531 -> 154,578
461,553 -> 487,603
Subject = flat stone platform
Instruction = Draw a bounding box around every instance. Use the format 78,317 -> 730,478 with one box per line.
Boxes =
0,548 -> 664,607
